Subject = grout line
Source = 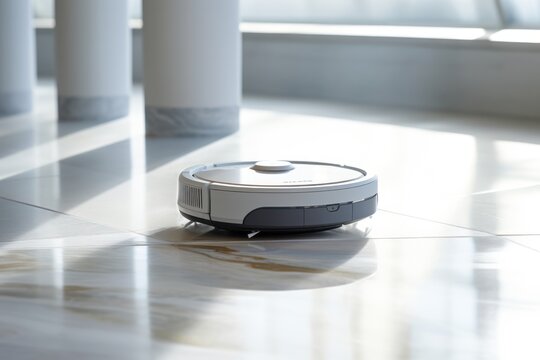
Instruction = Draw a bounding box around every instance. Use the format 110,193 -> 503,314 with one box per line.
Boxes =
6,234 -> 540,251
3,195 -> 537,247
366,235 -> 492,240
99,233 -> 533,247
496,233 -> 540,237
0,195 -> 80,218
378,209 -> 540,248
378,208 -> 496,236
0,195 -> 132,234
502,238 -> 540,254
379,209 -> 540,255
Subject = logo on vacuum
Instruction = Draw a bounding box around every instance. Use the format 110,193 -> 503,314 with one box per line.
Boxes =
283,179 -> 313,184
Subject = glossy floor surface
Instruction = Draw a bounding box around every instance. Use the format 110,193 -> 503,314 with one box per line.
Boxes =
1,82 -> 540,359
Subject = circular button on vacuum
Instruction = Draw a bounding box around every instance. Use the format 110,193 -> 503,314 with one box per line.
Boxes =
252,160 -> 295,172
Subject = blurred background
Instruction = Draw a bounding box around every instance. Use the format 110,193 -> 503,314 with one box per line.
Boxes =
30,0 -> 540,119
33,0 -> 540,28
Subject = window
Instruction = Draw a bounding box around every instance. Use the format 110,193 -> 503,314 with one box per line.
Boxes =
241,0 -> 500,28
33,0 -> 142,19
33,0 -> 540,29
33,0 -> 53,18
500,0 -> 540,27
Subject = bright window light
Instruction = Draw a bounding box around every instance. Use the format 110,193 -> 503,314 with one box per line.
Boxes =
241,23 -> 487,40
489,29 -> 540,43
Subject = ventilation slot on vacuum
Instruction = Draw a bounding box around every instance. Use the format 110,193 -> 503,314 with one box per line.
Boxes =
181,184 -> 203,209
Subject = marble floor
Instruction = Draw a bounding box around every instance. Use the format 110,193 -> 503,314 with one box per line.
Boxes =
1,81 -> 540,359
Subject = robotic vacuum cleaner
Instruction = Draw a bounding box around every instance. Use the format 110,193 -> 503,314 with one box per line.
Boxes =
178,160 -> 378,232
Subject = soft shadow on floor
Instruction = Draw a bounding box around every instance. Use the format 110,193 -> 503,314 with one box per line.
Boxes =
148,223 -> 377,291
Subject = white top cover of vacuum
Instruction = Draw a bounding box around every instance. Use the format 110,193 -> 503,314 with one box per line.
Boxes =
194,161 -> 364,187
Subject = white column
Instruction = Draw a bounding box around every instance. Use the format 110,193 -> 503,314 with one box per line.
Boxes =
143,0 -> 241,136
0,0 -> 35,116
55,0 -> 131,121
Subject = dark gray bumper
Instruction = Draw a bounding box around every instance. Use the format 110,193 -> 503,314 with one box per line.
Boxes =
181,194 -> 377,233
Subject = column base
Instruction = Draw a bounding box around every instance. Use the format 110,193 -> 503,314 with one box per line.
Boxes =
58,95 -> 129,121
0,91 -> 32,116
145,105 -> 239,137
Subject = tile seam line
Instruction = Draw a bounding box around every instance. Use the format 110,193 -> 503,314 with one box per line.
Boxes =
7,236 -> 540,252
2,235 -> 515,250
500,238 -> 540,254
1,196 -> 534,245
378,208 -> 496,237
0,194 -> 172,243
497,233 -> 540,237
135,235 -> 496,246
378,209 -> 540,254
0,195 -> 133,236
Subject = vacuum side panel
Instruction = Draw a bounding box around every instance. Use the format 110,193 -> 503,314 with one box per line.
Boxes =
209,182 -> 377,224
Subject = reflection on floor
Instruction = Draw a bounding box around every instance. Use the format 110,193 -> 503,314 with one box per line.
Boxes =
1,82 -> 539,359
